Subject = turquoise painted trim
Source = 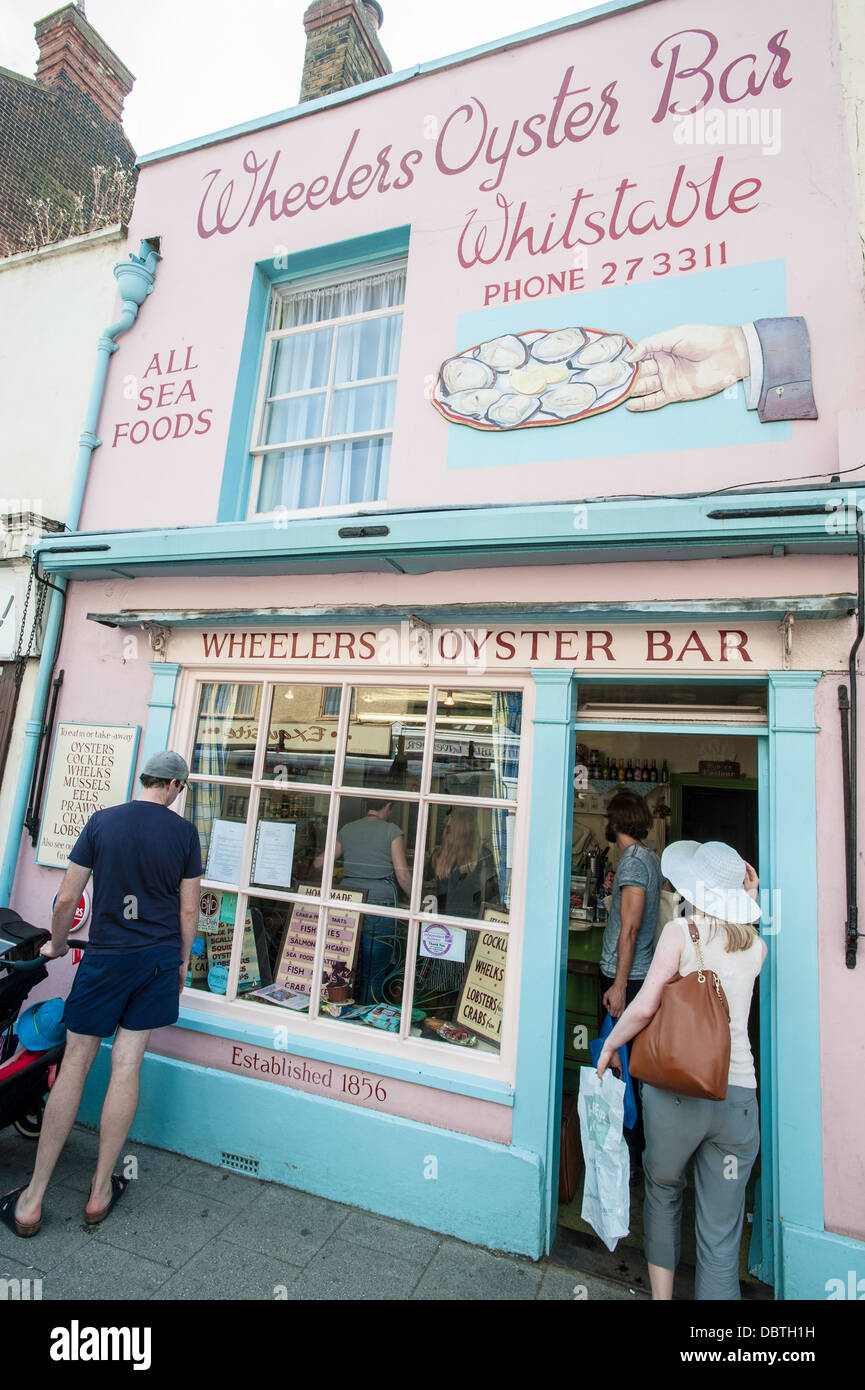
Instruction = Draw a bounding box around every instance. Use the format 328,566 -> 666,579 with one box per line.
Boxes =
175,1005 -> 514,1105
218,267 -> 270,523
35,487 -> 865,579
77,1048 -> 543,1255
779,1223 -> 865,1301
751,733 -> 774,1286
767,671 -> 822,1299
34,723 -> 140,867
575,723 -> 768,737
217,226 -> 411,524
512,670 -> 575,1254
139,662 -> 182,768
136,0 -> 661,167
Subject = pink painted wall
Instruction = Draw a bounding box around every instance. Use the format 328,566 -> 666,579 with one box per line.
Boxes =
72,0 -> 864,531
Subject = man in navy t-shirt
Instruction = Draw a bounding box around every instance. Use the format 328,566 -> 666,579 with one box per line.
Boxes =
6,752 -> 201,1237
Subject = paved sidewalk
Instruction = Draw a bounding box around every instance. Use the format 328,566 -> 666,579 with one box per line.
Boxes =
0,1124 -> 648,1302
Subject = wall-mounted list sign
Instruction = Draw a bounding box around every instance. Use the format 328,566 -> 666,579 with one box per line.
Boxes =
36,723 -> 140,869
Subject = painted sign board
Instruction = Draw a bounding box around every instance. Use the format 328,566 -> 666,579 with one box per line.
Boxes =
36,724 -> 140,869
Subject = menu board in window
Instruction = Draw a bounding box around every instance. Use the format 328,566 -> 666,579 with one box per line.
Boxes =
455,907 -> 508,1045
273,886 -> 364,995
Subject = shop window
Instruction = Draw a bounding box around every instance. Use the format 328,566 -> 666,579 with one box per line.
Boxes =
181,679 -> 523,1062
249,261 -> 406,516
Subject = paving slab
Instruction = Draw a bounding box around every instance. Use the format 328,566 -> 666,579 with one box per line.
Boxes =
88,1185 -> 239,1269
0,1182 -> 97,1274
218,1184 -> 350,1267
151,1236 -> 303,1301
411,1237 -> 543,1300
38,1238 -> 176,1301
286,1234 -> 429,1301
537,1263 -> 649,1301
336,1209 -> 442,1265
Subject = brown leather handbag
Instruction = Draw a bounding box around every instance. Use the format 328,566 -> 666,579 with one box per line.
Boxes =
629,921 -> 731,1101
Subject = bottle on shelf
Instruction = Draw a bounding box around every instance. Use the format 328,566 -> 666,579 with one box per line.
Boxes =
660,759 -> 670,784
602,754 -> 611,781
624,756 -> 633,780
634,760 -> 642,782
617,758 -> 626,782
649,759 -> 658,783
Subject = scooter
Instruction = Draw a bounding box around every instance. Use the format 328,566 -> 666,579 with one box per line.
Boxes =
0,908 -> 68,1139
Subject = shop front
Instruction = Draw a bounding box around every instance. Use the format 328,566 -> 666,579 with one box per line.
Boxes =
5,0 -> 865,1299
12,586 -> 855,1286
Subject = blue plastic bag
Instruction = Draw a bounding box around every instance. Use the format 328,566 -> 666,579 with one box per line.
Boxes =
589,1012 -> 638,1131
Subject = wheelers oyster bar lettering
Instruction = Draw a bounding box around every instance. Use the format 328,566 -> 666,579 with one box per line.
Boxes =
192,624 -> 764,667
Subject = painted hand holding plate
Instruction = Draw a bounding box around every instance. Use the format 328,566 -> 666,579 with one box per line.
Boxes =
432,327 -> 637,431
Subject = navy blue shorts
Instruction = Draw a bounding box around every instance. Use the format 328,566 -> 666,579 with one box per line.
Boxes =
63,945 -> 182,1037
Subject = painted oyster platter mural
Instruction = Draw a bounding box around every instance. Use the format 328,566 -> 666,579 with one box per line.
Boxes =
431,327 -> 637,430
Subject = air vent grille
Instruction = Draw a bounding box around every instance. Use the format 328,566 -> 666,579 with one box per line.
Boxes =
220,1150 -> 260,1175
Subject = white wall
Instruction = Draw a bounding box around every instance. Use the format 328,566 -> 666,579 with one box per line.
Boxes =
0,224 -> 127,524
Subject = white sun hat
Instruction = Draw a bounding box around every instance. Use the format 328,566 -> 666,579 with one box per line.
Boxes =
660,840 -> 761,924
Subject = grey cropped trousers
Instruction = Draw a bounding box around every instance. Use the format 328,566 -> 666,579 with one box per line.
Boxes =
641,1082 -> 760,1301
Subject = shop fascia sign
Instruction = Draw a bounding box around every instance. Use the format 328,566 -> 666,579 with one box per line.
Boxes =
173,622 -> 788,671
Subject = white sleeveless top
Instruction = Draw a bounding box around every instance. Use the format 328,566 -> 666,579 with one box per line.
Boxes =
675,914 -> 765,1089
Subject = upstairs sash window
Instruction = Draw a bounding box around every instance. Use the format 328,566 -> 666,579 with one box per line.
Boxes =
250,263 -> 406,515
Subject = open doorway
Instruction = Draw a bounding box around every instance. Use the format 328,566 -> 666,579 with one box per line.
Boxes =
556,723 -> 767,1294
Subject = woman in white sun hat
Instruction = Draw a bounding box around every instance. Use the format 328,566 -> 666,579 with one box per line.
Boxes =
597,840 -> 766,1301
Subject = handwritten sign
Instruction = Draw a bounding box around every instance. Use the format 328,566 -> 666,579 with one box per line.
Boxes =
455,908 -> 509,1045
36,724 -> 140,869
274,886 -> 363,995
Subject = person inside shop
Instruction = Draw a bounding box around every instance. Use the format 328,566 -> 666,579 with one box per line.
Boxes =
315,799 -> 411,1005
599,789 -> 662,1175
414,808 -> 499,1015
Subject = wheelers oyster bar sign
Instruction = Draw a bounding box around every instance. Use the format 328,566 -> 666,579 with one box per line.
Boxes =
169,623 -> 796,670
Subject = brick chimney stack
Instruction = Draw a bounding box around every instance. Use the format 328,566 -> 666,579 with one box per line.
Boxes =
299,0 -> 391,103
34,3 -> 134,125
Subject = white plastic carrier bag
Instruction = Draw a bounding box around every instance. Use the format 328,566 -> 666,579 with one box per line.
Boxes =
576,1065 -> 630,1252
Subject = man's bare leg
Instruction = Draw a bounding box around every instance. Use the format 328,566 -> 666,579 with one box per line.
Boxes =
14,1030 -> 102,1226
85,1027 -> 150,1218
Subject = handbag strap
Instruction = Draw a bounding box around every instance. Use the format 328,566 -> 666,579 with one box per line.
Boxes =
686,919 -> 729,1017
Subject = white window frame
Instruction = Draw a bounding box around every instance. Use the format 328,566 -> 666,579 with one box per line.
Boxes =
247,259 -> 406,521
171,667 -> 533,1084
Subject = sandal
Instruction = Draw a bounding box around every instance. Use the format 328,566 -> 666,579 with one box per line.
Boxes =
84,1174 -> 128,1226
0,1186 -> 41,1238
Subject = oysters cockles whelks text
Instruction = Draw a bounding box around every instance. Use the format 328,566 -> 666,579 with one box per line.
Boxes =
432,327 -> 637,431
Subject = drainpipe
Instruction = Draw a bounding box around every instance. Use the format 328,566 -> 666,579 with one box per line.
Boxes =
0,239 -> 160,906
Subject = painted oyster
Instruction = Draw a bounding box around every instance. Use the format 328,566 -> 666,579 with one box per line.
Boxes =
486,393 -> 542,428
570,333 -> 629,367
530,327 -> 587,363
540,382 -> 597,419
475,334 -> 528,370
431,325 -> 635,430
445,388 -> 502,420
440,356 -> 496,394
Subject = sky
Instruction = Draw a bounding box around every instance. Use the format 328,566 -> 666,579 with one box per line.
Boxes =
1,0 -> 603,156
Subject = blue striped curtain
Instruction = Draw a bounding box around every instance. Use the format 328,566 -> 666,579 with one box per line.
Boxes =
491,692 -> 522,909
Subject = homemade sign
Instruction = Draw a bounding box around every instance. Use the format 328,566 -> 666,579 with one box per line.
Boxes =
274,886 -> 363,995
455,908 -> 509,1045
36,724 -> 139,869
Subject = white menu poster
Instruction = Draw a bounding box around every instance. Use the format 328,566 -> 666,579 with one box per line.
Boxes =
252,820 -> 296,889
205,818 -> 246,883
